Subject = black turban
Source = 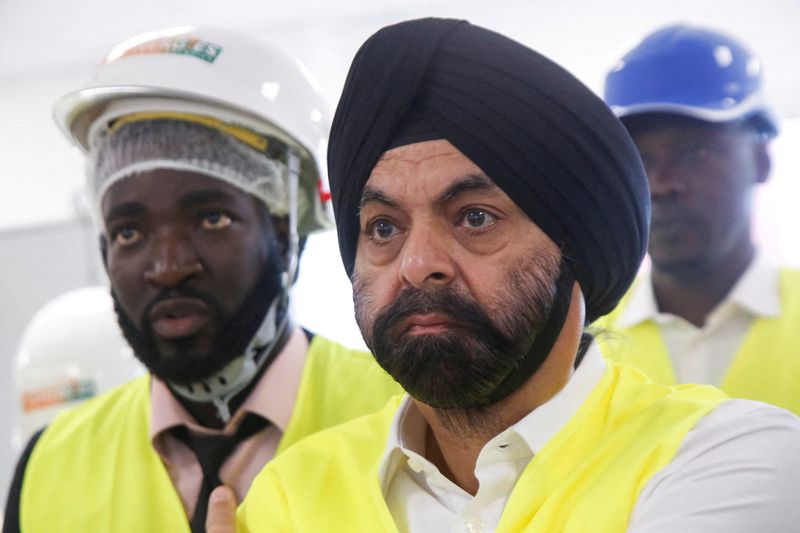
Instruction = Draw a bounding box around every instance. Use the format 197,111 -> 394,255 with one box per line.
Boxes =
328,18 -> 649,323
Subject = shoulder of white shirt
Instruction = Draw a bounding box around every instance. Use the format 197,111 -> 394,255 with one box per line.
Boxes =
618,250 -> 783,328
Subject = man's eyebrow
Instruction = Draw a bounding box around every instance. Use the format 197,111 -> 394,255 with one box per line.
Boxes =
178,189 -> 237,209
360,173 -> 498,211
104,202 -> 146,224
104,189 -> 239,223
360,186 -> 400,209
435,173 -> 497,207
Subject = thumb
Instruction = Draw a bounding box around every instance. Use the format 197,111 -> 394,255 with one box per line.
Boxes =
206,485 -> 238,533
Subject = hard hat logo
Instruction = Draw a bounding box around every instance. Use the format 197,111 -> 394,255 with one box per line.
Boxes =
111,36 -> 224,64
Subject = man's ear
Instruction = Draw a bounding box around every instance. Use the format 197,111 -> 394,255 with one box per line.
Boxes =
268,216 -> 306,282
99,235 -> 110,272
754,141 -> 772,185
270,216 -> 290,259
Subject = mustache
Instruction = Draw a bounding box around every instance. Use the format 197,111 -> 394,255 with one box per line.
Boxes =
650,205 -> 703,226
369,285 -> 504,345
365,284 -> 518,410
141,284 -> 220,325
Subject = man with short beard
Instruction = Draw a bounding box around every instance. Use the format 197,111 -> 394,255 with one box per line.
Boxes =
600,25 -> 800,415
227,18 -> 800,532
4,27 -> 402,533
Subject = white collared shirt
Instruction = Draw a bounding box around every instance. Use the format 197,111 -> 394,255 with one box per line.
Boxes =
379,346 -> 607,533
378,345 -> 800,532
615,251 -> 781,385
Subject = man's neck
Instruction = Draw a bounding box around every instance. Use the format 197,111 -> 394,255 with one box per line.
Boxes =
175,321 -> 293,429
424,418 -> 488,495
413,286 -> 582,495
414,328 -> 583,495
416,394 -> 546,495
652,245 -> 755,328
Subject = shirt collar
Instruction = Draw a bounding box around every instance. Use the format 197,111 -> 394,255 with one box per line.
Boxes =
377,345 -> 607,491
615,272 -> 658,328
616,250 -> 781,328
726,251 -> 781,318
507,344 -> 606,453
150,325 -> 308,440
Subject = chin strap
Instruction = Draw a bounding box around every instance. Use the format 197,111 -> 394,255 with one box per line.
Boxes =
168,289 -> 289,423
283,148 -> 301,286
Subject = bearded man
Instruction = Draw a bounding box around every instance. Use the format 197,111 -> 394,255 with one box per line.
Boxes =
4,26 -> 402,533
214,18 -> 798,532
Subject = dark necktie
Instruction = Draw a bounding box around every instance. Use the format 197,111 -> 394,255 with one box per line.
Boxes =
171,414 -> 268,533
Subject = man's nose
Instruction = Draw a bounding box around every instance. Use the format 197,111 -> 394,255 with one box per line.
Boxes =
397,225 -> 457,289
647,160 -> 688,200
143,230 -> 203,288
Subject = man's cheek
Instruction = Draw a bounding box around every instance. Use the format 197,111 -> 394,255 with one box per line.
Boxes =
353,293 -> 374,338
352,280 -> 380,342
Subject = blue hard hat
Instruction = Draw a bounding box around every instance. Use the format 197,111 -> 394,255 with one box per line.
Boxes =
604,24 -> 778,138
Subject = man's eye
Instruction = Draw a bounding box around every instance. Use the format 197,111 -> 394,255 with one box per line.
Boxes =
202,213 -> 232,230
460,208 -> 497,230
367,219 -> 398,241
677,145 -> 717,165
681,147 -> 702,160
114,227 -> 141,246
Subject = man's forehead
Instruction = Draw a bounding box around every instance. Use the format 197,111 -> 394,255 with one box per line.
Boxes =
362,165 -> 509,212
364,139 -> 501,192
371,138 -> 488,175
376,138 -> 461,162
624,113 -> 748,138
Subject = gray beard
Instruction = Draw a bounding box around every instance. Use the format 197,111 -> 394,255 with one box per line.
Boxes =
430,401 -> 510,441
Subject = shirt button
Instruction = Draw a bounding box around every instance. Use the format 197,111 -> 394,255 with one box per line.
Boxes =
466,518 -> 484,533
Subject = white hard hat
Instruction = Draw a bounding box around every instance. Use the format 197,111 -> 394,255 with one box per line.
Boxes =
13,286 -> 144,450
53,25 -> 333,237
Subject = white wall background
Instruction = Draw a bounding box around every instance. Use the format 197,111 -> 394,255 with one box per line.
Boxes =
1,0 -> 799,506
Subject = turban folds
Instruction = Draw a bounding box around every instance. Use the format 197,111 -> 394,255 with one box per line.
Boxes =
329,18 -> 649,323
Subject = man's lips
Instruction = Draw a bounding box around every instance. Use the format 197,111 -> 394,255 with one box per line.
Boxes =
148,297 -> 212,339
650,206 -> 697,236
650,216 -> 694,238
399,312 -> 461,336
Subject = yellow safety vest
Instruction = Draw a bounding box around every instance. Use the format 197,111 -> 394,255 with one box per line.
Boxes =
599,268 -> 800,415
238,361 -> 726,532
19,335 -> 403,532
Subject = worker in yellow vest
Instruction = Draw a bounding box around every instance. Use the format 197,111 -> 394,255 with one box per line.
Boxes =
220,18 -> 800,532
600,25 -> 800,415
4,26 -> 402,533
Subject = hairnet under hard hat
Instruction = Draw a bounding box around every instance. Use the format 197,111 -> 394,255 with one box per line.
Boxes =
90,116 -> 298,220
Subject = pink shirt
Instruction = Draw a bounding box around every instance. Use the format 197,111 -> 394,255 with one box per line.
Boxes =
150,326 -> 308,517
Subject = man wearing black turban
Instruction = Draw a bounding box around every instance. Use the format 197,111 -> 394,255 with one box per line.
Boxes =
218,18 -> 800,533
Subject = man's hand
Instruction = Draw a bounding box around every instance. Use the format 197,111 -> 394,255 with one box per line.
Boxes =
206,485 -> 238,533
